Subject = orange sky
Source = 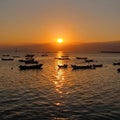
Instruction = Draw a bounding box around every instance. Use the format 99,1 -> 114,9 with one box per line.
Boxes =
0,0 -> 120,46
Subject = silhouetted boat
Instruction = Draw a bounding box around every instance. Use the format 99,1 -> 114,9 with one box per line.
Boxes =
19,64 -> 43,70
58,64 -> 68,68
55,56 -> 70,60
19,59 -> 27,62
71,65 -> 93,70
61,55 -> 69,57
92,64 -> 103,69
59,57 -> 70,60
1,58 -> 14,61
117,68 -> 120,72
19,54 -> 37,63
85,59 -> 94,63
2,54 -> 10,57
76,57 -> 87,60
113,62 -> 120,65
19,58 -> 33,62
19,58 -> 38,64
25,60 -> 38,64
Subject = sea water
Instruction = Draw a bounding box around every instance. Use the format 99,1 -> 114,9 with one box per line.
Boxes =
0,51 -> 120,120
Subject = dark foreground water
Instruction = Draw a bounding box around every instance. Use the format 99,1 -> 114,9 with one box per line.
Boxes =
0,52 -> 120,120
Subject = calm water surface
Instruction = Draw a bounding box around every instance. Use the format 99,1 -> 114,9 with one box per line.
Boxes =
0,52 -> 120,120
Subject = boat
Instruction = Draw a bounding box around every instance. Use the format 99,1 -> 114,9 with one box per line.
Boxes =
2,54 -> 10,57
61,55 -> 69,57
92,64 -> 103,69
19,58 -> 38,64
113,62 -> 120,65
58,64 -> 68,68
59,57 -> 70,60
19,64 -> 43,70
117,68 -> 120,72
85,59 -> 94,63
25,60 -> 38,64
55,56 -> 70,60
71,64 -> 93,70
76,57 -> 87,60
19,54 -> 37,64
19,59 -> 28,62
1,58 -> 14,61
19,58 -> 34,62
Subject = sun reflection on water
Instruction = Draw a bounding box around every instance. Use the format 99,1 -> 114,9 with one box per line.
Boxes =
55,69 -> 64,94
53,51 -> 67,106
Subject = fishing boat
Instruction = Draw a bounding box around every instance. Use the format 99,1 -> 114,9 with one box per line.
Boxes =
25,60 -> 38,64
113,62 -> 120,65
92,64 -> 103,68
76,57 -> 87,60
19,64 -> 43,70
71,64 -> 93,70
85,59 -> 94,63
58,64 -> 68,68
55,56 -> 70,60
19,58 -> 34,62
61,55 -> 69,57
19,54 -> 37,64
2,54 -> 10,57
1,58 -> 14,61
117,68 -> 120,72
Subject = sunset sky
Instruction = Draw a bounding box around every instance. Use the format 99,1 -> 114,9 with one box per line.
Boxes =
0,0 -> 120,46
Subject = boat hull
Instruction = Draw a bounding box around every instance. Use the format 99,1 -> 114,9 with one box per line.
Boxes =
1,58 -> 14,61
19,64 -> 43,70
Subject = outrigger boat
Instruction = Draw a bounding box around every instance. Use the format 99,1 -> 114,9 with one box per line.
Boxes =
19,54 -> 38,64
92,64 -> 103,68
71,65 -> 93,70
55,56 -> 70,60
58,64 -> 68,68
71,64 -> 103,70
76,57 -> 87,60
113,62 -> 120,65
85,59 -> 94,63
1,58 -> 14,61
19,64 -> 43,70
117,68 -> 120,72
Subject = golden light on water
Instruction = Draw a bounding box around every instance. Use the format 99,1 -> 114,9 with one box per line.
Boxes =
52,51 -> 71,107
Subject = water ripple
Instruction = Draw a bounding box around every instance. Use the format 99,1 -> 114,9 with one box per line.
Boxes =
0,52 -> 120,119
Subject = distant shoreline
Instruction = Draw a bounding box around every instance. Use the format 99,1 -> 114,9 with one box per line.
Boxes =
101,51 -> 120,53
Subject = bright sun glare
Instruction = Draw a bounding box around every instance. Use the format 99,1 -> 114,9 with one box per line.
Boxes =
57,38 -> 63,43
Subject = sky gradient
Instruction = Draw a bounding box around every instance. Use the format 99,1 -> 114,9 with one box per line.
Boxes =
0,0 -> 120,46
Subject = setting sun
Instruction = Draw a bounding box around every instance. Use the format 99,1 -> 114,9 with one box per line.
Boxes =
57,38 -> 63,43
